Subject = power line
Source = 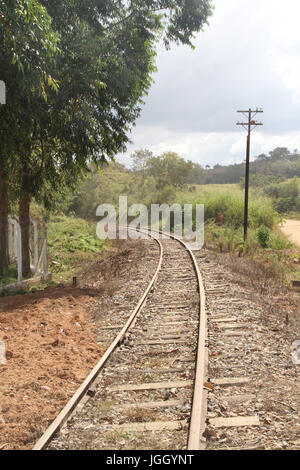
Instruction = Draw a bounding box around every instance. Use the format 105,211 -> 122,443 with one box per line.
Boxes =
236,108 -> 263,241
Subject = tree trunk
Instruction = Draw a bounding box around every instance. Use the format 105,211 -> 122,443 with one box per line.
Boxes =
0,171 -> 9,277
19,165 -> 31,278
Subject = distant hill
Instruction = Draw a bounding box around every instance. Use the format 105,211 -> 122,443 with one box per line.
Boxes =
203,147 -> 300,185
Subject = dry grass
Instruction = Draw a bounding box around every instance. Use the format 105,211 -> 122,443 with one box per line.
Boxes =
205,249 -> 300,332
219,252 -> 285,294
124,407 -> 158,423
79,239 -> 147,288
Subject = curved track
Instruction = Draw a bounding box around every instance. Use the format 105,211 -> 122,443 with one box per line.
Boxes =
33,228 -> 206,450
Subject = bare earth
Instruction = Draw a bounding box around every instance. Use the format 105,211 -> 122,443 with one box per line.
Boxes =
280,219 -> 300,246
0,240 -> 159,450
0,286 -> 105,450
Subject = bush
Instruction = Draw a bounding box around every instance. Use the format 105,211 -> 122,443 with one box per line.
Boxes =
269,230 -> 291,250
265,178 -> 300,213
195,190 -> 277,229
275,197 -> 295,214
256,225 -> 271,248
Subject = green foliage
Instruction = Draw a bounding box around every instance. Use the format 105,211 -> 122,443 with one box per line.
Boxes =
47,214 -> 107,282
176,185 -> 277,229
268,230 -> 291,250
153,185 -> 176,205
205,147 -> 300,185
239,174 -> 284,189
0,264 -> 18,287
146,152 -> 193,189
131,149 -> 153,175
256,225 -> 271,248
64,153 -> 195,218
0,0 -> 214,252
0,0 -> 59,95
188,162 -> 206,184
264,177 -> 300,214
48,215 -> 104,255
204,221 -> 244,252
63,164 -> 279,234
248,196 -> 277,228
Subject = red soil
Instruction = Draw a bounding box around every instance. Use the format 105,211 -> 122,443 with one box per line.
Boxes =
0,286 -> 104,450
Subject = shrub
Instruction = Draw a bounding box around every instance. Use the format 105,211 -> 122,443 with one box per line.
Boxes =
256,225 -> 271,248
269,231 -> 291,250
193,190 -> 276,229
265,178 -> 300,213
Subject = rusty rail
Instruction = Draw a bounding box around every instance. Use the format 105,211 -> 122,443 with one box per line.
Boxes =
33,227 -> 206,450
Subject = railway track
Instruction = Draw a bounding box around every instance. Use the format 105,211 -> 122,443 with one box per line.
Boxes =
33,229 -> 207,450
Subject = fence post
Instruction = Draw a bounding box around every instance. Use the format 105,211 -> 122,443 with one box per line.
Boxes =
33,219 -> 39,271
14,220 -> 18,263
43,225 -> 48,277
8,218 -> 13,263
16,223 -> 22,283
3,216 -> 49,288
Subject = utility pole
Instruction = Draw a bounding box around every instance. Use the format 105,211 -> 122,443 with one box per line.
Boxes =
236,108 -> 263,241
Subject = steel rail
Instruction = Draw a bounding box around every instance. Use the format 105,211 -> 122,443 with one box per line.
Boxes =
183,241 -> 206,450
33,232 -> 163,450
144,228 -> 206,450
33,227 -> 206,450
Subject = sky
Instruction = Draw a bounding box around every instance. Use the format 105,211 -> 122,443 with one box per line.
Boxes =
116,0 -> 300,168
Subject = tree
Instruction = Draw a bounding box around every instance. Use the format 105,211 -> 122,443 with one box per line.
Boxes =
0,0 -> 59,276
147,151 -> 193,189
131,149 -> 153,181
1,0 -> 214,277
188,162 -> 205,184
269,147 -> 290,160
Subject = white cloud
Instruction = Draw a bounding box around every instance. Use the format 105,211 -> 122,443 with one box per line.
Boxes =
117,0 -> 300,167
119,126 -> 300,169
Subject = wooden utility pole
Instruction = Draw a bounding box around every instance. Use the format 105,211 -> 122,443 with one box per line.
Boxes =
236,108 -> 263,241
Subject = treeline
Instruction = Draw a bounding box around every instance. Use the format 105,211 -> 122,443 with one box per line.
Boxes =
0,0 -> 213,277
61,151 -> 280,243
204,147 -> 300,184
62,150 -> 198,218
61,147 -> 300,220
131,146 -> 300,187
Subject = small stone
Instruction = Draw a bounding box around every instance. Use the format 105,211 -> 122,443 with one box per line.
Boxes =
203,427 -> 217,439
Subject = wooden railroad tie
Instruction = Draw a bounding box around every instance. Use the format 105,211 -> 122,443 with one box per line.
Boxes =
209,416 -> 260,428
108,380 -> 193,392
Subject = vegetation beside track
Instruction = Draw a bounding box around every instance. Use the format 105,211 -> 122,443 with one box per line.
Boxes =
175,184 -> 300,287
47,215 -> 108,284
52,159 -> 299,288
3,156 -> 299,291
0,212 -> 109,292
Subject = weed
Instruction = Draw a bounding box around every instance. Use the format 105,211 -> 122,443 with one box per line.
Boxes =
47,215 -> 108,283
125,408 -> 157,423
256,225 -> 271,248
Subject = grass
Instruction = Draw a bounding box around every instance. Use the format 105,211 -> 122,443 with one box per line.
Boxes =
2,175 -> 299,293
176,183 -> 300,288
176,184 -> 279,229
47,214 -> 109,283
0,212 -> 109,292
0,264 -> 18,288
